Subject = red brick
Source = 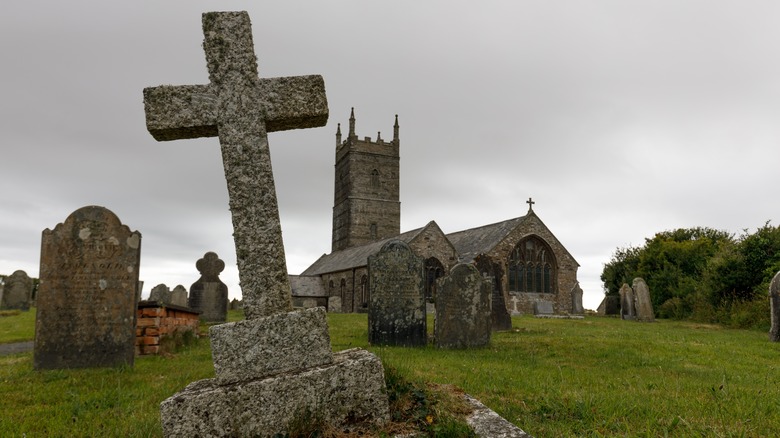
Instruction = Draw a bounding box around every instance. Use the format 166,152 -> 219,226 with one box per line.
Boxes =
137,317 -> 160,327
142,336 -> 159,346
145,327 -> 160,336
144,345 -> 160,355
142,307 -> 165,317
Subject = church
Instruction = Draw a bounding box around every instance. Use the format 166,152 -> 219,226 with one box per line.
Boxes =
290,109 -> 582,316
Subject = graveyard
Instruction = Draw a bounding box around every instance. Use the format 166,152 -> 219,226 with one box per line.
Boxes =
2,308 -> 780,436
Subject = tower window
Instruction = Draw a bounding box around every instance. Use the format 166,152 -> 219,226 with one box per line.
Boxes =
371,169 -> 380,188
370,223 -> 378,239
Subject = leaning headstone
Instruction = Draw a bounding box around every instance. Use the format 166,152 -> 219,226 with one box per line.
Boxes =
475,254 -> 512,331
188,252 -> 228,322
2,270 -> 33,310
435,264 -> 492,348
170,285 -> 188,307
34,205 -> 141,369
368,240 -> 426,346
145,12 -> 388,435
769,271 -> 780,342
149,283 -> 171,303
619,283 -> 635,320
571,283 -> 584,315
632,277 -> 655,322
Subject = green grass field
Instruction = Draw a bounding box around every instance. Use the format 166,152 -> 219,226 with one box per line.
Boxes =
2,309 -> 780,436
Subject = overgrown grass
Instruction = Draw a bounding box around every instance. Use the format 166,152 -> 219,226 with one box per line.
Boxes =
3,310 -> 780,436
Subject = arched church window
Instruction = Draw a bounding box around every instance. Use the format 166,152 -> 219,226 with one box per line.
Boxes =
340,279 -> 347,310
369,223 -> 378,239
371,169 -> 380,188
424,257 -> 445,301
507,236 -> 557,294
360,275 -> 368,308
328,280 -> 334,295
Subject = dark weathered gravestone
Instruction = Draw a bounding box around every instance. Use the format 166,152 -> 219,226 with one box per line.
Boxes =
571,283 -> 584,314
188,252 -> 228,322
34,206 -> 141,369
368,240 -> 426,346
149,283 -> 171,303
170,285 -> 188,307
619,283 -> 635,320
632,277 -> 655,322
769,271 -> 780,342
2,270 -> 33,310
475,254 -> 512,331
146,12 -> 388,435
435,264 -> 492,348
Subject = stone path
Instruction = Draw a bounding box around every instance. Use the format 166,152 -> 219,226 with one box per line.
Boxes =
0,341 -> 33,356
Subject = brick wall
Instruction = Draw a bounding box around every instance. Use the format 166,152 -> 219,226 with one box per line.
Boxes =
136,301 -> 200,355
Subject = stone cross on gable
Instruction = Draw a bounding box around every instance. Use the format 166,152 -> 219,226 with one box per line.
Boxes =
526,197 -> 535,211
143,11 -> 328,319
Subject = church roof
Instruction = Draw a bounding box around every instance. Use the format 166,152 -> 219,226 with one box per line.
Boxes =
445,215 -> 526,262
300,226 -> 427,276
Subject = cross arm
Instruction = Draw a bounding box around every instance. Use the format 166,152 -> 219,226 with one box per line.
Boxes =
143,75 -> 328,142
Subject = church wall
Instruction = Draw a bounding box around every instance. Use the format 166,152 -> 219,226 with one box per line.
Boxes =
407,226 -> 459,273
320,268 -> 370,313
485,214 -> 579,315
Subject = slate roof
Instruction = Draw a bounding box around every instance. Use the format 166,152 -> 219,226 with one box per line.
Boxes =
300,226 -> 427,276
446,216 -> 526,263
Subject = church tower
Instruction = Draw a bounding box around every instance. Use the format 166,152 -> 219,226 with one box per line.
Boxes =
331,108 -> 401,252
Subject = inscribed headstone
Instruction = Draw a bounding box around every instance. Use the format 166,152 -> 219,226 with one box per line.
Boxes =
34,206 -> 141,369
149,283 -> 171,303
2,270 -> 33,310
571,282 -> 584,314
368,240 -> 426,346
619,283 -> 635,320
327,295 -> 342,313
188,252 -> 228,322
170,285 -> 188,307
632,277 -> 655,322
435,264 -> 492,348
475,254 -> 512,331
769,271 -> 780,342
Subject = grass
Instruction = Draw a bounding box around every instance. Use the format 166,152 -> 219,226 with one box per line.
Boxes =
2,309 -> 780,436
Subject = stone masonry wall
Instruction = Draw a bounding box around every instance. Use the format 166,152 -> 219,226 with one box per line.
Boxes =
407,224 -> 460,273
485,213 -> 579,315
136,302 -> 200,355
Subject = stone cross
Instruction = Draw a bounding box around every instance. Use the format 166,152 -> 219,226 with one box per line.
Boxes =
143,11 -> 328,319
526,197 -> 535,211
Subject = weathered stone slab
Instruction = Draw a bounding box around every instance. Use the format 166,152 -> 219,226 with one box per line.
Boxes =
35,206 -> 141,369
188,252 -> 228,322
533,300 -> 554,315
149,283 -> 171,303
769,271 -> 780,342
435,264 -> 492,348
328,296 -> 342,313
210,307 -> 333,385
170,285 -> 188,307
160,348 -> 389,437
464,394 -> 531,438
475,254 -> 512,331
632,277 -> 655,322
368,240 -> 426,346
619,283 -> 635,320
571,282 -> 584,314
2,270 -> 33,311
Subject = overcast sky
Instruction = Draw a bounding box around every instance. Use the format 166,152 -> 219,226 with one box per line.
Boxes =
2,1 -> 779,310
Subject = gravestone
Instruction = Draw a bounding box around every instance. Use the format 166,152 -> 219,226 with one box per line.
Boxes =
34,206 -> 141,369
2,270 -> 33,310
188,252 -> 228,322
434,264 -> 492,348
149,283 -> 171,303
533,300 -> 554,315
170,285 -> 188,307
145,12 -> 388,436
769,271 -> 780,342
368,240 -> 426,346
571,282 -> 584,314
619,283 -> 635,320
475,254 -> 512,331
632,277 -> 655,322
328,295 -> 342,313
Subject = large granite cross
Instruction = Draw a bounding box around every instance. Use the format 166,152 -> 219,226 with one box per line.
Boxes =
143,11 -> 328,319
